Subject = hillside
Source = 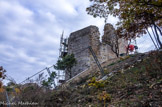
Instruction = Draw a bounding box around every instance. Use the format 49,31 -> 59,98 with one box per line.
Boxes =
42,50 -> 161,107
1,51 -> 161,107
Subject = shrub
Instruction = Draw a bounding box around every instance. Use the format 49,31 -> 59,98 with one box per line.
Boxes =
88,77 -> 105,89
98,91 -> 111,107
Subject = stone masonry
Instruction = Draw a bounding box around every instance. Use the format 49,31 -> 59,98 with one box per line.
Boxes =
65,24 -> 127,80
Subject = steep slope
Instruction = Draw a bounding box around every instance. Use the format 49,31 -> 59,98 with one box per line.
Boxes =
8,51 -> 161,107
45,51 -> 162,107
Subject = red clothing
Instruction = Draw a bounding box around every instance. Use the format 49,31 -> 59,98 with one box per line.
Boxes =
128,45 -> 134,51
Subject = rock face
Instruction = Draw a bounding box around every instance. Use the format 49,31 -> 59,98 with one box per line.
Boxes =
65,24 -> 127,80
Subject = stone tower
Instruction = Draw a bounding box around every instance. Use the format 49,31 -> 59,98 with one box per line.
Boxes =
65,24 -> 127,80
66,26 -> 100,79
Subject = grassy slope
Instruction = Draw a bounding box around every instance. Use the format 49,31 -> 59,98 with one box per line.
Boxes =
6,51 -> 161,107
46,51 -> 162,107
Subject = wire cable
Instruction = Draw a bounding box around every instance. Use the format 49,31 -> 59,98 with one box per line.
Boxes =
19,65 -> 54,84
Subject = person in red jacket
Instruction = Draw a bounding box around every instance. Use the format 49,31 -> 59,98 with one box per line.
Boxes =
128,45 -> 135,52
126,44 -> 135,55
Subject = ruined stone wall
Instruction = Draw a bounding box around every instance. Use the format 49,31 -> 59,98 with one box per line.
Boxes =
100,23 -> 128,63
66,26 -> 100,80
118,39 -> 128,54
65,24 -> 127,80
99,44 -> 117,63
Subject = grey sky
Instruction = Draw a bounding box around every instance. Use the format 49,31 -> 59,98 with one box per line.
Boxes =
0,0 -> 157,83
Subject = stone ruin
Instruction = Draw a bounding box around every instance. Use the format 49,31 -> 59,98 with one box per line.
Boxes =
65,23 -> 128,80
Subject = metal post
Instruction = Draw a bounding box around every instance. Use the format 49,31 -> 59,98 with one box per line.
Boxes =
88,46 -> 105,77
59,31 -> 64,59
5,91 -> 10,107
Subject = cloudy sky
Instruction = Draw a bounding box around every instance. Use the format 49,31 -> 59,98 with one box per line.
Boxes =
0,0 -> 156,83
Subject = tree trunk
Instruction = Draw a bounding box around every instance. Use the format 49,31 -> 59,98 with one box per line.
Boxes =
111,44 -> 119,57
67,68 -> 72,79
146,28 -> 158,50
110,38 -> 119,57
151,26 -> 160,48
69,71 -> 72,78
154,24 -> 162,48
156,25 -> 162,36
116,39 -> 119,57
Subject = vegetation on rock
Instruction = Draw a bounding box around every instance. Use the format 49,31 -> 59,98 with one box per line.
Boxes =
42,72 -> 57,88
54,54 -> 77,78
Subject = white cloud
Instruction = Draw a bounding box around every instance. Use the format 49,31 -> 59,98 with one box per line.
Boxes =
0,0 -> 156,83
46,12 -> 56,22
0,44 -> 16,58
18,50 -> 37,63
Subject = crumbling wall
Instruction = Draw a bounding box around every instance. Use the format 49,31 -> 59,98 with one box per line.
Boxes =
100,23 -> 128,63
99,44 -> 117,63
66,26 -> 100,80
65,24 -> 127,80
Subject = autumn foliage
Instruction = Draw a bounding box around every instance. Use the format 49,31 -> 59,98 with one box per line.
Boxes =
87,0 -> 162,48
0,66 -> 6,92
